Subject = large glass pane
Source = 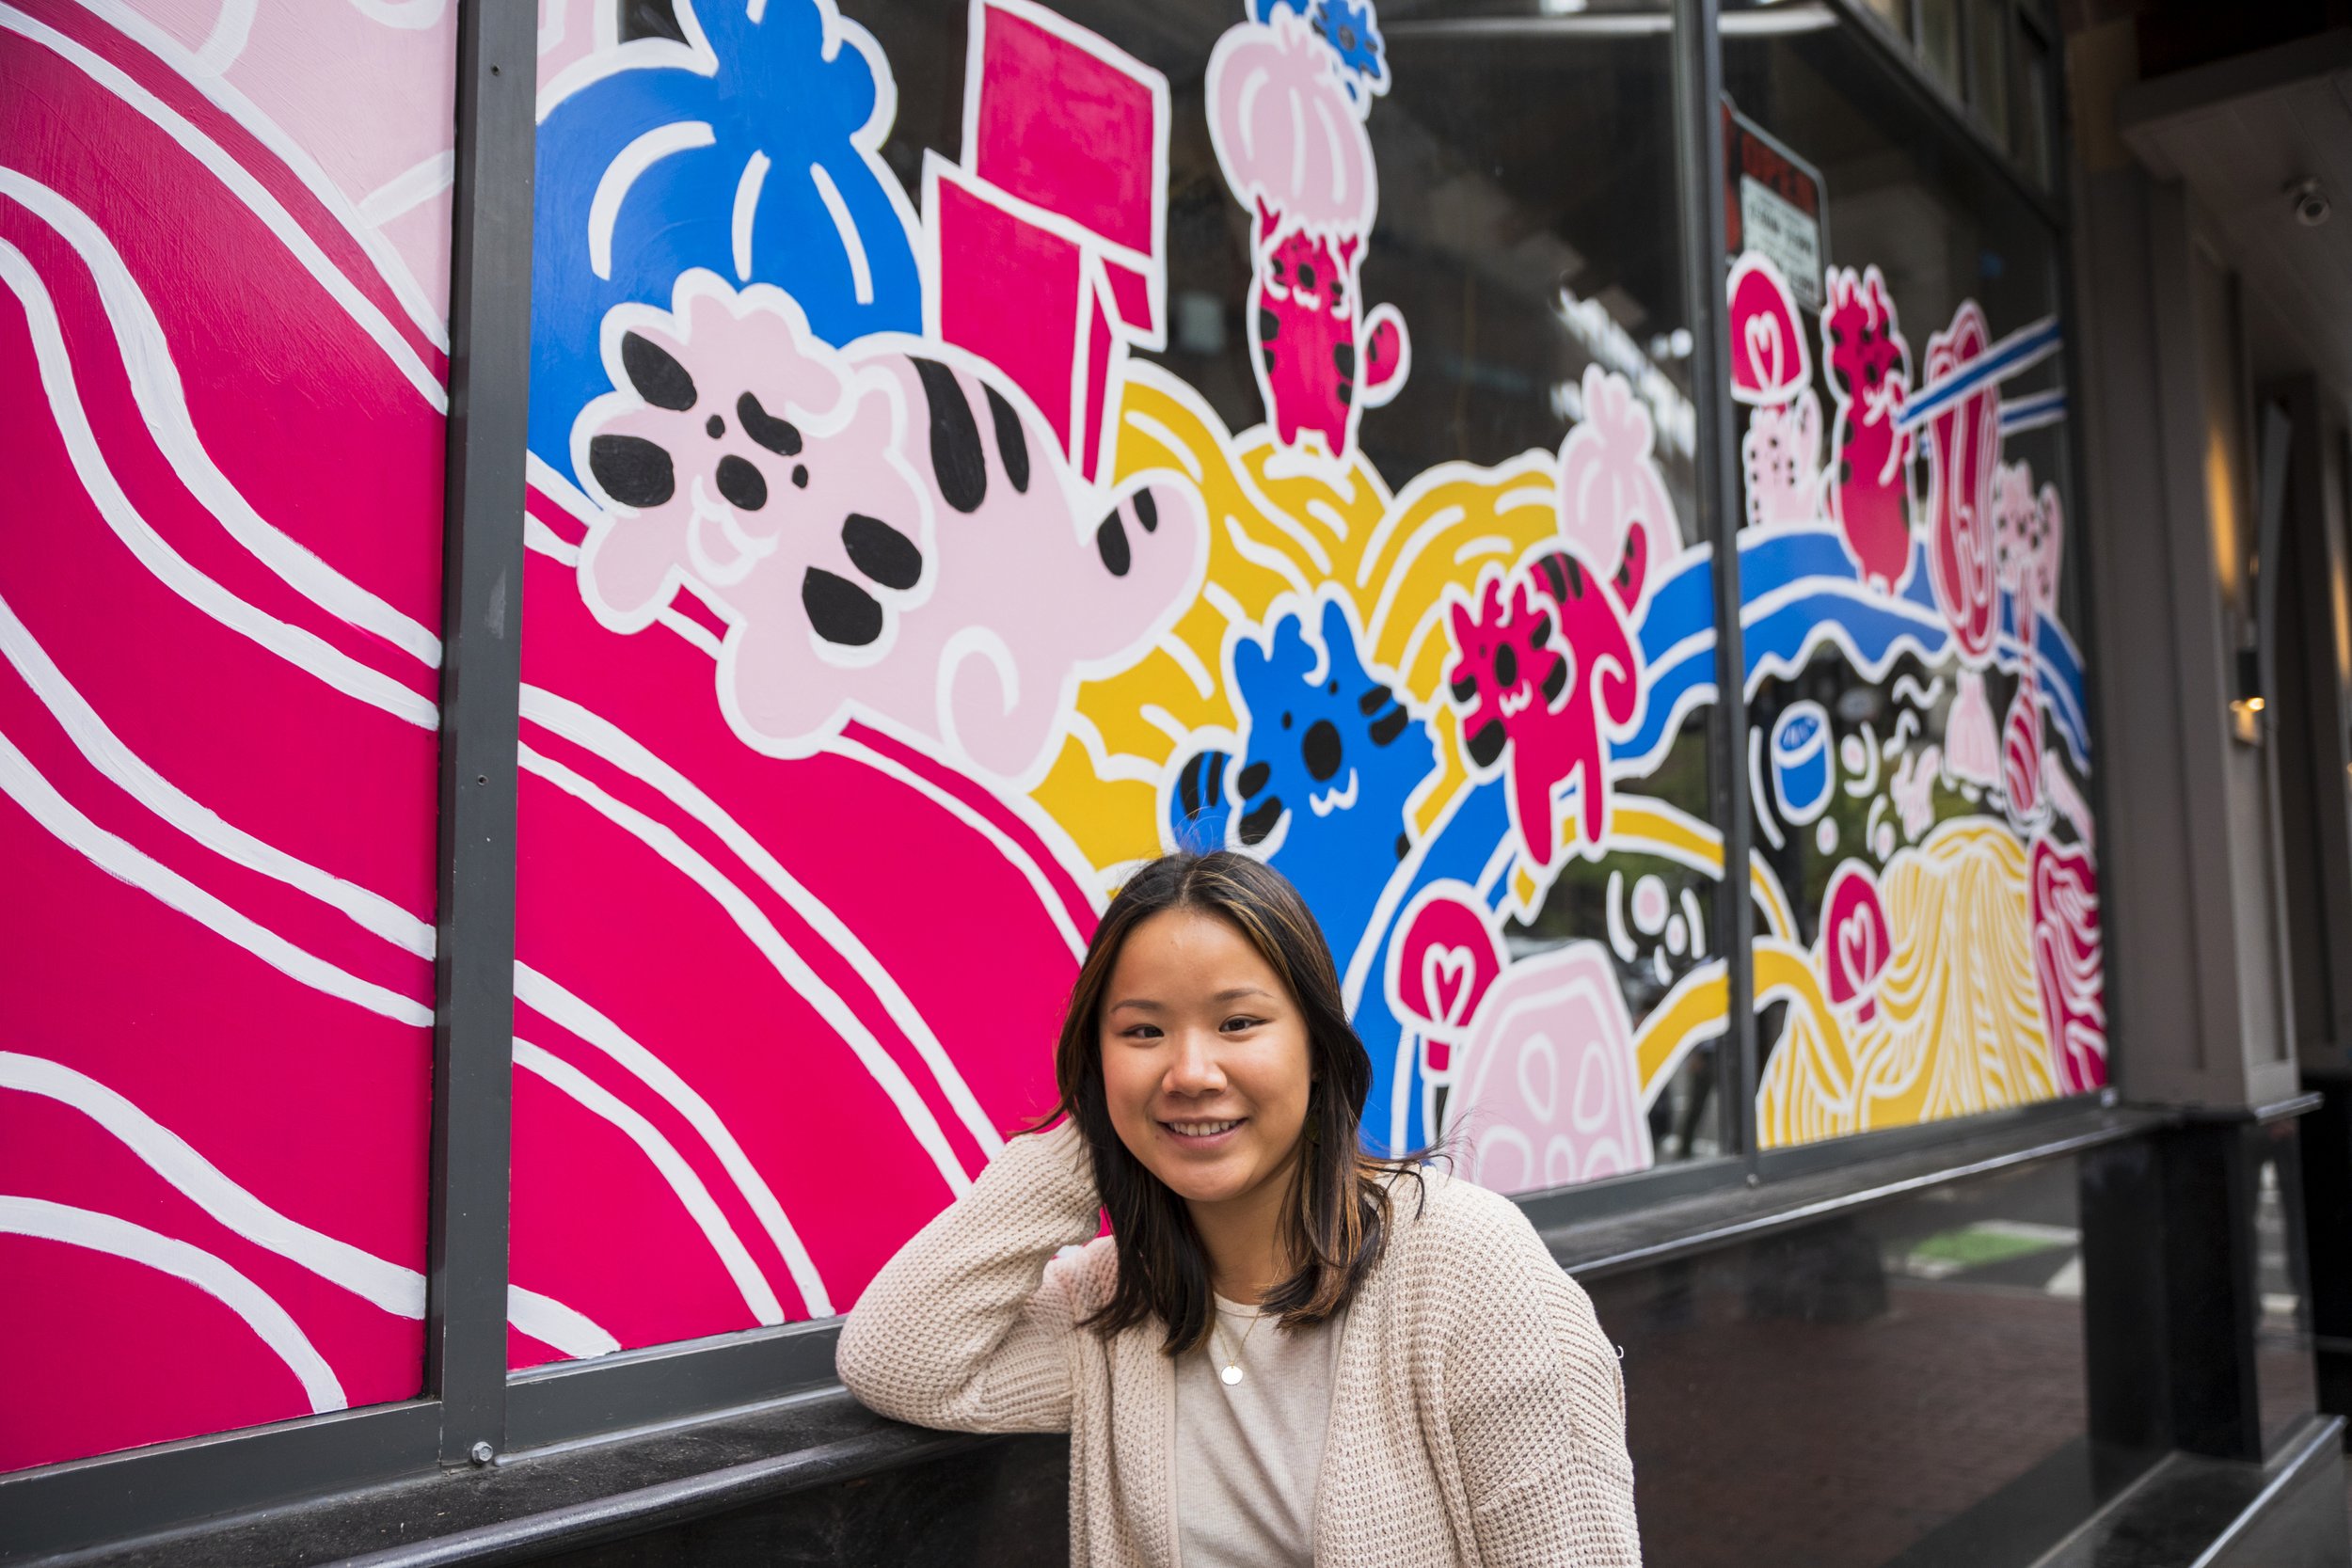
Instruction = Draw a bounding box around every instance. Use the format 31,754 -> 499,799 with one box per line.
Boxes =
1719,12 -> 2103,1150
516,0 -> 1724,1365
1,8 -> 453,1468
1603,1157 -> 2112,1568
1965,0 -> 2010,150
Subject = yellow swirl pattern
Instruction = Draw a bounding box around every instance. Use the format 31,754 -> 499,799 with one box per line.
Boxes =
1031,363 -> 1575,869
1756,818 -> 2055,1146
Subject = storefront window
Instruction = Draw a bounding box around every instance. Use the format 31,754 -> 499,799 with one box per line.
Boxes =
515,0 -> 1723,1367
1,5 -> 454,1469
1722,12 -> 2102,1148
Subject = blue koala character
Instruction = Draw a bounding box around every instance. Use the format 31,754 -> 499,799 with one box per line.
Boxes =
1168,598 -> 1434,958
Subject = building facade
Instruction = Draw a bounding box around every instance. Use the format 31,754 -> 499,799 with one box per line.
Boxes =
3,0 -> 2350,1563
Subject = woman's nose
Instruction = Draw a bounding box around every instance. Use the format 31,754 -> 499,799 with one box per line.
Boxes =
1164,1031 -> 1227,1095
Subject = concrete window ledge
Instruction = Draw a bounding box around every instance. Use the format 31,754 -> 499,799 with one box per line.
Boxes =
12,1102 -> 2191,1568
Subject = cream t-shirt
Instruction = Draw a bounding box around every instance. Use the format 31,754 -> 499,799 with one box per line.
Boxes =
1172,1294 -> 1345,1568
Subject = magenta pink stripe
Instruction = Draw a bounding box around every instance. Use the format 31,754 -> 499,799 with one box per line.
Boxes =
843,719 -> 1099,943
521,715 -> 994,1175
0,30 -> 448,640
1,807 -> 432,1270
0,206 -> 439,701
0,1093 -> 424,1396
526,487 -> 589,549
0,1235 -> 314,1471
0,293 -> 441,925
0,665 -> 432,1000
510,1011 -> 812,1325
516,768 -> 962,1307
509,1064 -> 761,1359
519,548 -> 1070,1134
15,0 -> 449,383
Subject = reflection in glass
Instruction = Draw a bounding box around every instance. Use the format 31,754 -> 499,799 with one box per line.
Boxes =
1722,15 -> 2103,1150
1918,0 -> 1962,97
1965,0 -> 2010,149
1596,1158 -> 2120,1568
2017,26 -> 2055,186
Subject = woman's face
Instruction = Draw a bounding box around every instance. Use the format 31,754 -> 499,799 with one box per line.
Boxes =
1098,908 -> 1313,1211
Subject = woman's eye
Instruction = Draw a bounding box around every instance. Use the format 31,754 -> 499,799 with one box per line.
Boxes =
1222,1016 -> 1263,1033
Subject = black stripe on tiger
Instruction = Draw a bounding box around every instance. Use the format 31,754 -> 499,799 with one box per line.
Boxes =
912,357 -> 988,515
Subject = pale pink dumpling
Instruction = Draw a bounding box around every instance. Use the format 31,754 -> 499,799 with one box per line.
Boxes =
1205,12 -> 1376,238
1446,944 -> 1652,1194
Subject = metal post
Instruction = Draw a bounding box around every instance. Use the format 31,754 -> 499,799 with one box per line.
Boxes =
1671,0 -> 1758,1167
427,0 -> 535,1469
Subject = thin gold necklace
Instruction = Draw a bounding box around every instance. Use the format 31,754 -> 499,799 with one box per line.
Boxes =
1213,1299 -> 1264,1386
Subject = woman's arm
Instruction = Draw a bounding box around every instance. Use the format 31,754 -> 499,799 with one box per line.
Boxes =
1440,1193 -> 1642,1567
835,1119 -> 1104,1434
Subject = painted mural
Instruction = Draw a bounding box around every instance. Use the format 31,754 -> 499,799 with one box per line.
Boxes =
1,0 -> 2108,1471
514,0 -> 1739,1363
1,1 -> 455,1470
1726,249 -> 2105,1145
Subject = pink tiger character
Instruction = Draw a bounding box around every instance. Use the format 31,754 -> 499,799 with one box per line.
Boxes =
1248,204 -> 1408,460
1924,301 -> 2004,784
1445,554 -> 1640,868
1821,264 -> 1914,591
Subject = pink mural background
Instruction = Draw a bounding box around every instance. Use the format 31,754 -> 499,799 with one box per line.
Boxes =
1,0 -> 453,1470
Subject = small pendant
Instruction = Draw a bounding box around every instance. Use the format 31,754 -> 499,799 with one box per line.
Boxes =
1220,1364 -> 1244,1386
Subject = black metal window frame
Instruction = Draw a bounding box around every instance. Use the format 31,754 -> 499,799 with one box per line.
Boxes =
0,0 -> 2097,1557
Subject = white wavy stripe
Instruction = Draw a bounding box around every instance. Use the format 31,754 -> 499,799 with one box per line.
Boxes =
515,1037 -> 782,1325
190,0 -> 257,73
0,594 -> 434,958
0,1195 -> 345,1411
824,735 -> 1090,961
508,1284 -> 618,1359
521,685 -> 1001,1157
514,963 -> 833,1317
79,0 -> 450,346
0,243 -> 437,730
355,150 -> 453,228
347,0 -> 449,30
806,161 -> 873,307
0,1051 -> 616,1357
518,741 -> 975,1199
0,1050 -> 423,1312
0,6 -> 451,399
0,172 -> 441,666
0,728 -> 433,1026
730,150 -> 770,283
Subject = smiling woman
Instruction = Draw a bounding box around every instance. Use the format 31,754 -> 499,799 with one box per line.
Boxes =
837,851 -> 1642,1568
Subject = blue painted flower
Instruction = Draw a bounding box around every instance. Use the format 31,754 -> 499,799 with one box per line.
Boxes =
530,0 -> 924,485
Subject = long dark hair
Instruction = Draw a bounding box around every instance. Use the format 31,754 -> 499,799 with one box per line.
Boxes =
1049,850 -> 1420,1354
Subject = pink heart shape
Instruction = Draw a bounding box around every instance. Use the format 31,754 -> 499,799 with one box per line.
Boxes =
1836,910 -> 1878,995
1422,945 -> 1478,1029
1744,311 -> 1784,391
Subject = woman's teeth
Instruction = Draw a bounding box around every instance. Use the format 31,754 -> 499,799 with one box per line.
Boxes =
1166,1118 -> 1242,1137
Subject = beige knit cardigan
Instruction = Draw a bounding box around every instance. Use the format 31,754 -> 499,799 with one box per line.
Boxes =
836,1122 -> 1642,1567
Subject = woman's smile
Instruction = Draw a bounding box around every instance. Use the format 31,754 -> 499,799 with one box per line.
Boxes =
1158,1116 -> 1249,1147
